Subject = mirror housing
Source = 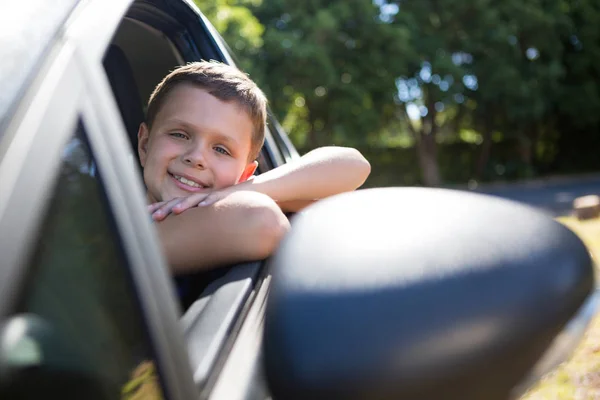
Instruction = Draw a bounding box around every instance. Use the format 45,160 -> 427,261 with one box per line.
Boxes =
263,188 -> 595,400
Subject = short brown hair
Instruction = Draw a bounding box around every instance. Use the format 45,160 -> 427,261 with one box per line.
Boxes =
146,61 -> 267,161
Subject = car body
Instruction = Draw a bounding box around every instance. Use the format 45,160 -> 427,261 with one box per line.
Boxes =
0,1 -> 597,400
0,1 -> 292,399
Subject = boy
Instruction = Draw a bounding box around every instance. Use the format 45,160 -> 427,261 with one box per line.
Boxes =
138,61 -> 370,274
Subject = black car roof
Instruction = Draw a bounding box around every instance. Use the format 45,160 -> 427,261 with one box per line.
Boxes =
0,0 -> 81,141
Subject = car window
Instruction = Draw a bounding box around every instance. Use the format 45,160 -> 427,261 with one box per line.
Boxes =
10,120 -> 165,399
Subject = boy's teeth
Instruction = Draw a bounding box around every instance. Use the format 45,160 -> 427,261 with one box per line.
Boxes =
174,175 -> 202,188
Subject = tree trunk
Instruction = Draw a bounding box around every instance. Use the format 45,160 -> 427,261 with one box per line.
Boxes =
305,103 -> 320,149
416,132 -> 441,186
475,122 -> 493,180
417,95 -> 442,186
528,123 -> 541,167
306,128 -> 319,149
399,101 -> 441,186
517,131 -> 532,165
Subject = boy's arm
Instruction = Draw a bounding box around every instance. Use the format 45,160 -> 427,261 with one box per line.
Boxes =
156,191 -> 289,274
247,146 -> 371,211
154,146 -> 370,218
273,199 -> 315,212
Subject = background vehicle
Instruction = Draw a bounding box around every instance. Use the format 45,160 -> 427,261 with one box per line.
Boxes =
0,1 -> 596,399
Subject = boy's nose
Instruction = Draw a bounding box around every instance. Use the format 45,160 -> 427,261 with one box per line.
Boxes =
183,148 -> 206,169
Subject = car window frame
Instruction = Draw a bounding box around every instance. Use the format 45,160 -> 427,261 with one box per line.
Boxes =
75,30 -> 200,400
69,3 -> 202,398
110,2 -> 287,393
62,1 -> 292,398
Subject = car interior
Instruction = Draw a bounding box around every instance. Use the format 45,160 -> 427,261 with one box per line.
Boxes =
103,0 -> 278,300
102,2 -> 272,172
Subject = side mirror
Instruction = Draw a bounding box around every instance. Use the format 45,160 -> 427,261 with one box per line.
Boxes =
263,188 -> 596,400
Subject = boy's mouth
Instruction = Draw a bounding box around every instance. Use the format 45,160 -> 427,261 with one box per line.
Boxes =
169,173 -> 208,190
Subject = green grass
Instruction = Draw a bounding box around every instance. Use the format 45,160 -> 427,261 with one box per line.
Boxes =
520,215 -> 600,400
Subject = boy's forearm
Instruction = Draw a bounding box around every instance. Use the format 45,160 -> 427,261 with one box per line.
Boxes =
246,146 -> 370,205
156,191 -> 289,274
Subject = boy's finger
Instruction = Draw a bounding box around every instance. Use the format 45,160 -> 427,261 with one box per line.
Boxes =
198,194 -> 218,206
173,193 -> 210,212
153,198 -> 184,220
147,202 -> 166,214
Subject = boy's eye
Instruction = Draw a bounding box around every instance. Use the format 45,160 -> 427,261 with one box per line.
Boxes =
169,132 -> 188,139
214,146 -> 230,156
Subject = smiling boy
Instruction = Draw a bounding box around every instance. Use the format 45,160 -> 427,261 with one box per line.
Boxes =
138,61 -> 370,274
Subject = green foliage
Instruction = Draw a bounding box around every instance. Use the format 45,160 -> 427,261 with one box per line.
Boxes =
194,0 -> 600,186
300,140 -> 531,188
550,1 -> 600,175
245,0 -> 411,147
193,0 -> 265,76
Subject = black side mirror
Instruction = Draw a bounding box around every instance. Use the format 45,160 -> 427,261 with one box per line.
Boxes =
263,188 -> 596,400
0,314 -> 109,400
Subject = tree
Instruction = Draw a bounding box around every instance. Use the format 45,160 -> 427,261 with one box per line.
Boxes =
464,0 -> 571,179
551,0 -> 600,174
193,0 -> 265,79
195,0 -> 600,185
246,0 -> 411,149
389,1 -> 481,185
389,0 -> 575,185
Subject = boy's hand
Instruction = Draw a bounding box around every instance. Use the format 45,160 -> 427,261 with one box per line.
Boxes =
148,187 -> 243,221
147,197 -> 193,221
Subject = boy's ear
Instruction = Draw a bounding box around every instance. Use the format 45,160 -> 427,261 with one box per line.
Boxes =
137,122 -> 150,167
239,161 -> 258,183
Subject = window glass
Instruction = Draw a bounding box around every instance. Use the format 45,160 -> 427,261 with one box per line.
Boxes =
14,120 -> 165,399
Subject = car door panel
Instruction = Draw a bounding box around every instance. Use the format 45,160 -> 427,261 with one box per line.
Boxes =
0,0 -> 80,133
1,1 -> 290,399
0,46 -> 83,317
208,274 -> 272,400
182,261 -> 262,389
0,43 -> 195,397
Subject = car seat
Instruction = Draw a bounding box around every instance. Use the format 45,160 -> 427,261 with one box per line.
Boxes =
102,45 -> 145,160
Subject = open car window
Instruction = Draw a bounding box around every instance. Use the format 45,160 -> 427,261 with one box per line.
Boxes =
99,0 -> 281,299
96,1 -> 284,392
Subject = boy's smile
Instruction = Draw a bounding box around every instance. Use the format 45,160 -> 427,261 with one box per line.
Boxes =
138,84 -> 258,203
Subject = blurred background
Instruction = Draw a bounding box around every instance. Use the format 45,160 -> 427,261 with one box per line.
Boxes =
193,3 -> 600,398
194,0 -> 600,192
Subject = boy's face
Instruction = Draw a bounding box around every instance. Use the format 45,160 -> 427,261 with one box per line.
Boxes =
138,84 -> 258,203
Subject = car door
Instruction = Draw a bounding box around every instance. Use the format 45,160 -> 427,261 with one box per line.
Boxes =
0,16 -> 198,399
0,0 -> 292,398
68,0 -> 290,398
